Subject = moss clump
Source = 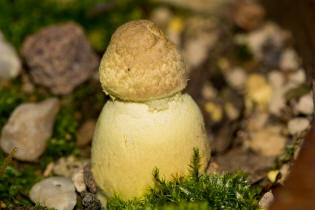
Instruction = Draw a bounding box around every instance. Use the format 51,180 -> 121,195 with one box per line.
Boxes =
40,104 -> 79,168
0,152 -> 41,208
0,86 -> 26,131
107,149 -> 261,210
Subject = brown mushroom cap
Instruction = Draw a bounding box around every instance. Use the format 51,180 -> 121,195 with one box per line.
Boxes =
99,20 -> 187,101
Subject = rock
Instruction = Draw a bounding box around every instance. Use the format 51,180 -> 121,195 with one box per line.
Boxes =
21,22 -> 99,95
204,102 -> 223,123
279,48 -> 300,71
183,17 -> 219,69
225,67 -> 247,90
249,125 -> 286,156
279,164 -> 290,184
84,163 -> 97,194
288,118 -> 310,135
268,71 -> 287,115
236,22 -> 290,60
0,98 -> 60,161
224,102 -> 240,120
247,111 -> 268,131
246,74 -> 272,110
72,169 -> 86,193
81,192 -> 102,210
259,191 -> 274,208
0,32 -> 21,79
232,0 -> 265,31
295,93 -> 313,115
287,69 -> 306,87
53,156 -> 88,178
150,7 -> 172,29
76,120 -> 96,147
29,177 -> 76,210
202,83 -> 217,100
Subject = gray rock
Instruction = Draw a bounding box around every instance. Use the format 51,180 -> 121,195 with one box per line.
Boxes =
259,191 -> 274,208
53,155 -> 88,178
29,177 -> 76,210
295,93 -> 313,115
0,32 -> 21,79
84,163 -> 97,194
21,22 -> 99,95
288,118 -> 310,135
0,98 -> 60,161
81,192 -> 102,210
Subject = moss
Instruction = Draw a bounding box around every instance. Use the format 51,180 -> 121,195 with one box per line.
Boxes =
0,86 -> 26,132
0,151 -> 41,208
40,104 -> 79,168
107,149 -> 261,210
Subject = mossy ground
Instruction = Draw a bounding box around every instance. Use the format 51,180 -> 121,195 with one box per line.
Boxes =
106,149 -> 261,210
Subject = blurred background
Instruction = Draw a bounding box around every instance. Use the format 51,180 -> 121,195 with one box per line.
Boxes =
0,0 -> 314,209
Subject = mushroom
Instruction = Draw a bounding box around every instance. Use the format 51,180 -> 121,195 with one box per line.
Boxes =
92,20 -> 211,199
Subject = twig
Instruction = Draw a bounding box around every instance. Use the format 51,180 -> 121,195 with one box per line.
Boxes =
0,147 -> 17,179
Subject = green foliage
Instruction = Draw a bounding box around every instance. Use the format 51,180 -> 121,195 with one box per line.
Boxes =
0,86 -> 26,131
107,149 -> 260,210
0,0 -> 150,51
0,152 -> 41,208
40,104 -> 79,167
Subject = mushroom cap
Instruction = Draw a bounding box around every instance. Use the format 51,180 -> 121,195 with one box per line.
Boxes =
99,20 -> 187,101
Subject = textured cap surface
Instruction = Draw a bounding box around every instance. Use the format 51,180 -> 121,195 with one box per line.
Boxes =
99,20 -> 187,101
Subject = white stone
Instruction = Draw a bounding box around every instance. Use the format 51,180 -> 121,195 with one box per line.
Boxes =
237,22 -> 290,59
259,191 -> 274,208
280,48 -> 300,71
226,67 -> 247,90
295,93 -> 313,115
0,98 -> 60,161
249,125 -> 286,156
0,33 -> 21,79
72,169 -> 86,193
29,177 -> 76,210
288,118 -> 310,135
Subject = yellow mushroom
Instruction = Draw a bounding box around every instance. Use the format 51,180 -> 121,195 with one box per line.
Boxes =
92,20 -> 210,200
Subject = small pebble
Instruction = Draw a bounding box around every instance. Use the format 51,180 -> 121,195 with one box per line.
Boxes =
246,74 -> 272,109
259,191 -> 274,208
81,192 -> 102,210
295,93 -> 313,115
226,67 -> 247,90
288,118 -> 310,135
29,177 -> 76,210
280,48 -> 300,71
249,126 -> 286,156
53,156 -> 88,178
72,169 -> 86,193
0,32 -> 21,79
0,98 -> 60,161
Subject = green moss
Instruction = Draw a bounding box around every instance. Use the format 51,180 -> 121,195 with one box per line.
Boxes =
0,152 -> 41,208
40,104 -> 79,168
107,149 -> 261,210
0,86 -> 26,131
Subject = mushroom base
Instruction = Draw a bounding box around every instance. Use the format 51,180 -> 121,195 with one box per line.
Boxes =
91,93 -> 211,200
